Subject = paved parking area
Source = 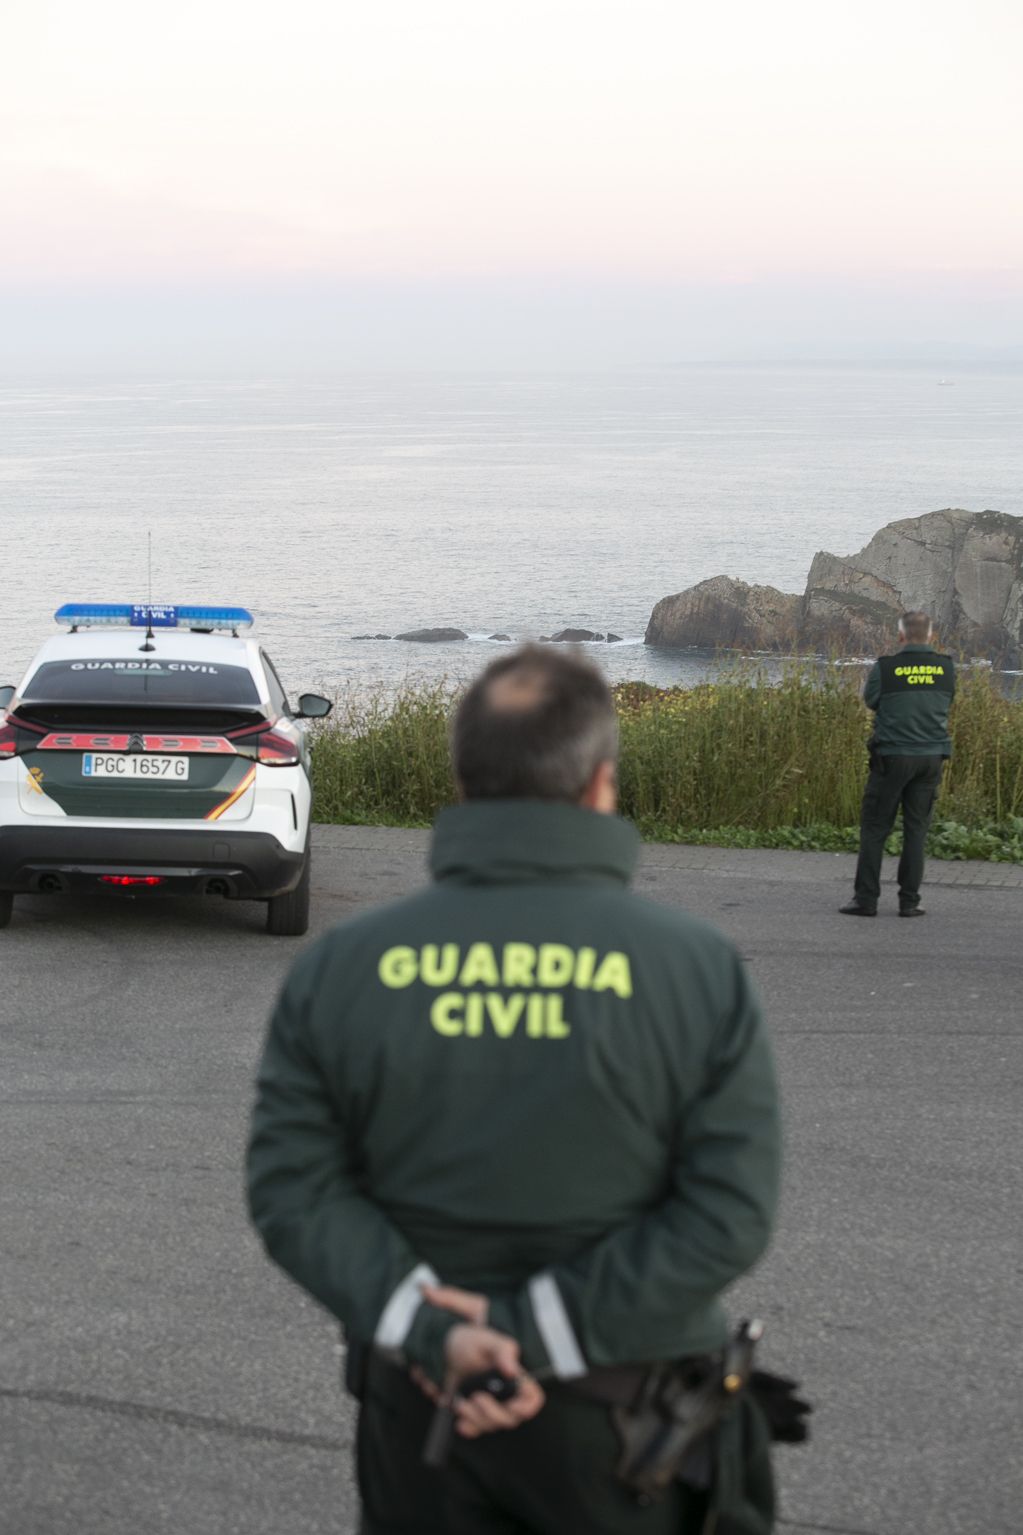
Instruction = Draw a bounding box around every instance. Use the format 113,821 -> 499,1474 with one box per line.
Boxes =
3,828 -> 1021,1534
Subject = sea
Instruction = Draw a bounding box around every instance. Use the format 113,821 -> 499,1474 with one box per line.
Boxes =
1,366 -> 1022,698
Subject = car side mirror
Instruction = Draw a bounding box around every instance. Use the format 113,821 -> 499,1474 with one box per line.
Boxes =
0,685 -> 14,710
296,693 -> 333,719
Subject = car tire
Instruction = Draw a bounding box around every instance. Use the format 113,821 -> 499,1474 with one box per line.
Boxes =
266,847 -> 311,937
0,892 -> 13,929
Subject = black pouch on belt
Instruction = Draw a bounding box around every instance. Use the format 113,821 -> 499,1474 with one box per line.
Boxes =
608,1321 -> 765,1500
575,1321 -> 811,1531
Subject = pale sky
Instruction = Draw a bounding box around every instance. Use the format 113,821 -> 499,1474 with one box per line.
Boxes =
2,0 -> 1022,364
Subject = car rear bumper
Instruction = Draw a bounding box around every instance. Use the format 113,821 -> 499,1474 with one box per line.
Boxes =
0,825 -> 306,899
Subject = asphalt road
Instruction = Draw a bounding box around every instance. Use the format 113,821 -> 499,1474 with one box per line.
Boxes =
3,827 -> 1022,1535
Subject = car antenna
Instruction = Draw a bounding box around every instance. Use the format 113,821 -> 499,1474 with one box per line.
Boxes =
140,530 -> 156,652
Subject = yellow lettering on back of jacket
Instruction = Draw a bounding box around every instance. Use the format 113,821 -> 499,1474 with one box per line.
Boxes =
378,942 -> 632,998
429,990 -> 573,1039
378,941 -> 633,1040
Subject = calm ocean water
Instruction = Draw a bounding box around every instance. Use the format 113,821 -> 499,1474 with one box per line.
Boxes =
1,367 -> 1022,696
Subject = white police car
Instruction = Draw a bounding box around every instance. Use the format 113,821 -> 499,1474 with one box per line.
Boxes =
0,603 -> 331,935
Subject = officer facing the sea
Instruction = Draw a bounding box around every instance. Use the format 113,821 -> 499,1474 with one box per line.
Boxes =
841,610 -> 955,918
247,645 -> 781,1534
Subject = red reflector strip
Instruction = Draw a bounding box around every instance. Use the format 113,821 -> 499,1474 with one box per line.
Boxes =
38,734 -> 236,753
100,875 -> 165,887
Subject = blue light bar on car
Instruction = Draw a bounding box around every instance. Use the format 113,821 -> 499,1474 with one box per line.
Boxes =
55,603 -> 254,632
177,606 -> 254,631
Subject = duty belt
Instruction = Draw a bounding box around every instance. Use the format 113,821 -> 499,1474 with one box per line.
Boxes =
557,1321 -> 810,1500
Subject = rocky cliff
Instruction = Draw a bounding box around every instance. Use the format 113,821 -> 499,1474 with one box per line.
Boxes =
645,509 -> 1023,662
646,576 -> 801,651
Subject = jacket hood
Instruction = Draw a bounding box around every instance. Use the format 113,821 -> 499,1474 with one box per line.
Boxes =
429,800 -> 641,886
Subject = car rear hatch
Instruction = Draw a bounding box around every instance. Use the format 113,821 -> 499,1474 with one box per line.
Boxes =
10,657 -> 269,822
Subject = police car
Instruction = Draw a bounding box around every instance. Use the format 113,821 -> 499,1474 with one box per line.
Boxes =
0,603 -> 331,935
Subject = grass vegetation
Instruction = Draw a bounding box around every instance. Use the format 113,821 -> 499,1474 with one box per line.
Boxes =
309,663 -> 1023,862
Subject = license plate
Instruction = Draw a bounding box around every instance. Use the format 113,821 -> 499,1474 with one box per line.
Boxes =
82,753 -> 190,781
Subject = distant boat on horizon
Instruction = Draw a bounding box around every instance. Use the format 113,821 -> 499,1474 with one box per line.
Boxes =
937,378 -> 955,385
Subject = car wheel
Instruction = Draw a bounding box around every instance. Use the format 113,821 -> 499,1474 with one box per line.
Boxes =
266,847 -> 311,937
0,892 -> 13,929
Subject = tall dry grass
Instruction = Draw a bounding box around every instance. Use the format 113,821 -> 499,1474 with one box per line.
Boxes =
309,663 -> 1023,852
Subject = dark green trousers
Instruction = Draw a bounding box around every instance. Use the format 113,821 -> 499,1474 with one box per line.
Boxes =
356,1360 -> 709,1535
854,754 -> 944,909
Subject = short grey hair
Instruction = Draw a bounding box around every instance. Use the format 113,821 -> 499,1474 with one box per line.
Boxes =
899,611 -> 933,642
453,645 -> 618,802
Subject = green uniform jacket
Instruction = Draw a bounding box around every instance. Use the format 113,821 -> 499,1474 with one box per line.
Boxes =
247,802 -> 781,1385
864,643 -> 955,756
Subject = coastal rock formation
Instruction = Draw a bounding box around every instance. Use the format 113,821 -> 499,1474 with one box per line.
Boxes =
646,510 -> 1023,662
353,633 -> 392,640
646,577 -> 801,652
800,510 -> 1023,657
548,628 -> 605,643
488,633 -> 512,642
394,627 -> 468,643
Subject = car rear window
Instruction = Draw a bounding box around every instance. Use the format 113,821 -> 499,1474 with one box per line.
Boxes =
23,659 -> 261,707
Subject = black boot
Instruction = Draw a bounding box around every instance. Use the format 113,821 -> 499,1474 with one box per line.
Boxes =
840,900 -> 877,916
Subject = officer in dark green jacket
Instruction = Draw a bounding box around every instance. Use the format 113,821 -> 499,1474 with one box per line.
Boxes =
247,645 -> 781,1535
841,610 -> 955,918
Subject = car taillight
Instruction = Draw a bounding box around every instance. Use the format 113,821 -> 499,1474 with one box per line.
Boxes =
257,728 -> 300,766
100,875 -> 165,887
0,718 -> 18,758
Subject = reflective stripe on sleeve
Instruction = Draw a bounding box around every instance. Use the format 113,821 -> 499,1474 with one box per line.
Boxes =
374,1262 -> 440,1350
527,1273 -> 587,1379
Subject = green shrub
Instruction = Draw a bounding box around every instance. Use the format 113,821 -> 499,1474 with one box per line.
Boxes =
310,682 -> 454,827
615,663 -> 868,831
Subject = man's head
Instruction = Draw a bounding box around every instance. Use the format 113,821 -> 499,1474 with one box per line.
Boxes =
452,645 -> 619,812
898,610 -> 933,644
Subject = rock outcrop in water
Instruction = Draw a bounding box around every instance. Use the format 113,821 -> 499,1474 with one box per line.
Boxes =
358,626 -> 625,645
542,629 -> 624,643
646,510 -> 1023,662
394,627 -> 468,643
646,577 -> 801,652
